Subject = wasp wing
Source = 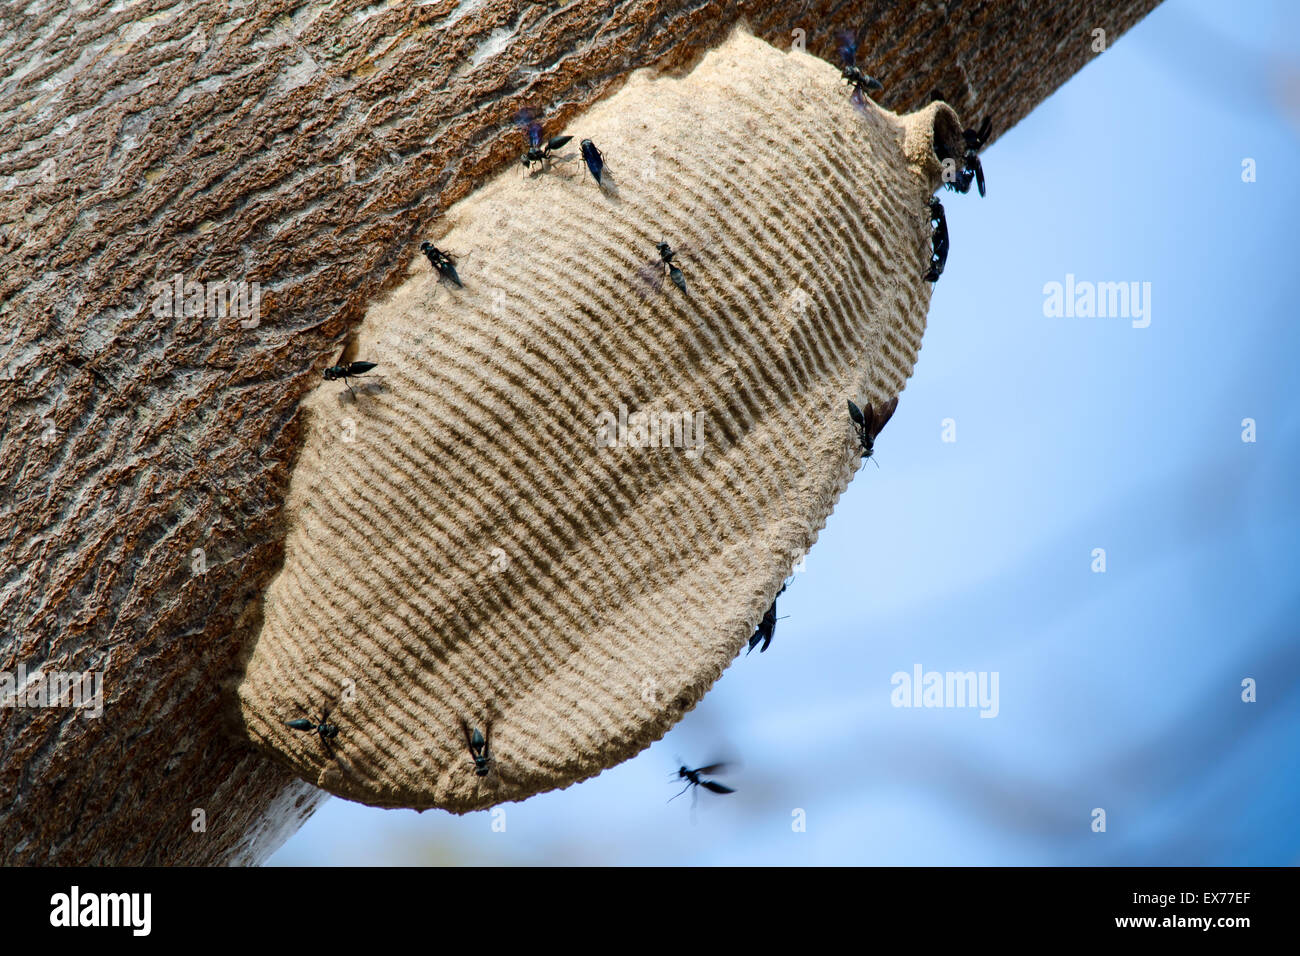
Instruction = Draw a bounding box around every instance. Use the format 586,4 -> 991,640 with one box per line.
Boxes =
836,28 -> 860,67
634,260 -> 666,300
869,396 -> 899,438
673,235 -> 722,264
461,720 -> 480,755
691,763 -> 729,776
516,108 -> 543,147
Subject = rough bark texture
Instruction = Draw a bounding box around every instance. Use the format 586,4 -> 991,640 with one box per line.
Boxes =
0,0 -> 1160,865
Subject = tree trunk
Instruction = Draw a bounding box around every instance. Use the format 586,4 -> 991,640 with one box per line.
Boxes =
0,0 -> 1160,865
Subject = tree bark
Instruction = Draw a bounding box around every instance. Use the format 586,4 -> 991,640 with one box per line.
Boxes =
0,0 -> 1160,865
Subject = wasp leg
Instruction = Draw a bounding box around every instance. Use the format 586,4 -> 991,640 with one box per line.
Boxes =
667,782 -> 693,803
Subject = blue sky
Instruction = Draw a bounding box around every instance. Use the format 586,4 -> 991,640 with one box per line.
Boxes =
271,0 -> 1300,865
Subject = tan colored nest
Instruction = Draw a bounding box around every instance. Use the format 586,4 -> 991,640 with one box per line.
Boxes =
237,27 -> 956,811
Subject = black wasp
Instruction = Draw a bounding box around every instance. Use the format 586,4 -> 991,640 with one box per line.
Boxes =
420,241 -> 462,287
517,108 -> 572,172
655,242 -> 688,294
938,115 -> 992,197
958,116 -> 992,197
463,722 -> 492,777
580,139 -> 604,185
748,583 -> 787,654
323,361 -> 377,397
634,236 -> 717,299
847,396 -> 899,465
925,197 -> 949,282
635,241 -> 692,298
633,215 -> 719,299
285,705 -> 340,759
670,763 -> 735,802
837,28 -> 883,109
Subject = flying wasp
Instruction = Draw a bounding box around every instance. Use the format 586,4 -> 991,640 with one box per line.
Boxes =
847,396 -> 899,466
670,762 -> 735,803
837,28 -> 884,111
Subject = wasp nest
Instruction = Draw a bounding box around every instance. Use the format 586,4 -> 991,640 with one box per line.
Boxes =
237,26 -> 960,811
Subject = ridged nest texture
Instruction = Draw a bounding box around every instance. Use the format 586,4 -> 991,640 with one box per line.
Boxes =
237,27 -> 958,811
